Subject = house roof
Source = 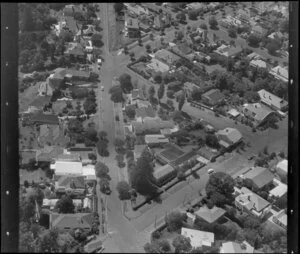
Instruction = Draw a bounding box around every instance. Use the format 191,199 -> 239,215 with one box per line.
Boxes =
53,161 -> 83,175
269,66 -> 288,82
227,108 -> 240,117
154,49 -> 180,66
216,128 -> 243,145
82,165 -> 96,179
184,82 -> 198,91
215,44 -> 242,57
181,227 -> 215,248
276,159 -> 287,173
242,167 -> 274,189
56,153 -> 81,162
243,103 -> 274,122
198,146 -> 217,160
30,112 -> 59,125
147,58 -> 170,73
178,42 -> 192,55
51,68 -> 90,80
29,96 -> 51,109
126,17 -> 140,29
154,164 -> 175,180
250,59 -> 267,69
258,89 -> 288,110
170,150 -> 197,167
132,119 -> 174,134
247,52 -> 263,61
56,175 -> 85,189
65,42 -> 85,56
37,146 -> 64,162
135,106 -> 156,118
50,213 -> 93,229
202,89 -> 225,104
273,209 -> 287,226
157,144 -> 185,162
132,89 -> 145,100
194,205 -> 226,223
269,179 -> 287,198
220,241 -> 254,254
145,134 -> 169,144
236,187 -> 270,212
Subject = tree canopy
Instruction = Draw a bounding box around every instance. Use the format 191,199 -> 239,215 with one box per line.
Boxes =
172,235 -> 192,253
116,181 -> 131,200
119,73 -> 133,93
55,195 -> 75,213
165,211 -> 187,232
109,85 -> 125,103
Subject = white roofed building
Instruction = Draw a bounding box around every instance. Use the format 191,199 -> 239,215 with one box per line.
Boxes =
276,159 -> 288,176
258,89 -> 288,111
269,66 -> 288,83
181,227 -> 214,248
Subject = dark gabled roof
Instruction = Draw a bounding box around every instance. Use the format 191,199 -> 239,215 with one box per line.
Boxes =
170,150 -> 197,167
30,112 -> 59,125
202,89 -> 225,104
56,175 -> 85,189
194,205 -> 226,223
243,167 -> 274,189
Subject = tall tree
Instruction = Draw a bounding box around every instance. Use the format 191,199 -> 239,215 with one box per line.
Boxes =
165,211 -> 187,232
55,195 -> 75,213
95,162 -> 110,179
119,73 -> 133,93
157,83 -> 165,102
172,235 -> 192,253
148,86 -> 155,99
116,181 -> 131,200
178,92 -> 186,111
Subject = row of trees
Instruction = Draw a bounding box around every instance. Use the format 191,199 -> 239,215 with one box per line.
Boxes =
95,161 -> 112,195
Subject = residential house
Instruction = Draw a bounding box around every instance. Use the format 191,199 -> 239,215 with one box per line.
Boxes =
269,178 -> 287,198
272,209 -> 287,230
51,160 -> 83,176
132,89 -> 146,102
220,241 -> 254,253
258,89 -> 288,111
276,159 -> 287,177
227,108 -> 240,119
30,112 -> 60,126
214,44 -> 243,59
154,12 -> 171,29
49,213 -> 94,232
84,239 -> 104,253
38,81 -> 54,96
154,164 -> 176,186
234,187 -> 271,217
154,49 -> 180,67
239,166 -> 274,190
145,134 -> 169,147
184,82 -> 199,98
135,105 -> 156,122
251,25 -> 268,38
186,3 -> 207,12
42,199 -> 83,210
55,175 -> 86,195
139,22 -> 151,33
242,103 -> 277,127
155,144 -> 185,165
250,59 -> 267,69
125,15 -> 140,38
26,96 -> 51,113
269,66 -> 288,83
216,127 -> 243,149
237,9 -> 251,25
63,4 -> 84,17
48,68 -> 91,90
268,31 -> 284,40
201,89 -> 225,107
194,205 -> 226,224
169,150 -> 198,168
181,227 -> 215,248
197,146 -> 218,164
124,3 -> 149,16
64,42 -> 86,61
82,165 -> 97,181
146,58 -> 170,73
132,118 -> 175,135
247,52 -> 264,61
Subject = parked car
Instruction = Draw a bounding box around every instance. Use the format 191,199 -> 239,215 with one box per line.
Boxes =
207,168 -> 215,174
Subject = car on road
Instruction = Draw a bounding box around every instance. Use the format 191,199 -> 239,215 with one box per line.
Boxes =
207,168 -> 215,174
101,86 -> 104,91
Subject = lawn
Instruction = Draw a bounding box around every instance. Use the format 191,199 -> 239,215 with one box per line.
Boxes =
131,61 -> 149,74
19,82 -> 41,112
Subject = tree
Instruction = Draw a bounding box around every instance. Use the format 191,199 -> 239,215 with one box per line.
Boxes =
244,91 -> 260,103
188,10 -> 198,20
266,42 -> 280,55
178,92 -> 185,111
119,73 -> 133,93
205,172 -> 235,207
209,16 -> 218,29
228,26 -> 237,38
166,90 -> 175,99
114,3 -> 124,14
55,195 -> 75,213
99,178 -> 111,195
109,85 -> 125,103
165,211 -> 187,232
145,44 -> 151,53
19,196 -> 35,222
154,72 -> 163,84
157,83 -> 165,102
172,235 -> 192,253
176,30 -> 184,40
176,12 -> 186,23
129,51 -> 135,60
148,86 -> 155,99
125,106 -> 136,119
95,162 -> 110,179
144,242 -> 160,253
200,23 -> 208,30
248,34 -> 261,47
116,181 -> 131,200
19,231 -> 35,252
91,33 -> 103,47
205,134 -> 219,148
24,180 -> 29,188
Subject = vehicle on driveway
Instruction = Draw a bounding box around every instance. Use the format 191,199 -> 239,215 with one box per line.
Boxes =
207,168 -> 215,174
